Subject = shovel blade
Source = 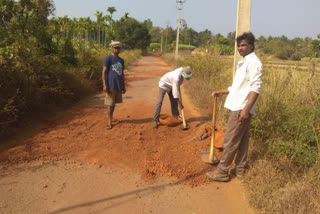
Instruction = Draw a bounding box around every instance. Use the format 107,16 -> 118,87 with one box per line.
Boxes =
200,151 -> 219,165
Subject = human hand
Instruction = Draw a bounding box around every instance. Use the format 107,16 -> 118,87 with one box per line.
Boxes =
103,87 -> 112,94
239,109 -> 250,122
211,91 -> 219,97
178,101 -> 184,110
122,88 -> 126,94
211,89 -> 228,97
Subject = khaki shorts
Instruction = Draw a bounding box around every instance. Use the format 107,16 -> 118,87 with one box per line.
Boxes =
104,90 -> 123,106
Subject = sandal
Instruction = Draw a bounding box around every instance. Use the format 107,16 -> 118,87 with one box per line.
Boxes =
112,119 -> 121,125
206,171 -> 230,182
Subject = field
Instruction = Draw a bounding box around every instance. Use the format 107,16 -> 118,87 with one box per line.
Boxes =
222,55 -> 320,72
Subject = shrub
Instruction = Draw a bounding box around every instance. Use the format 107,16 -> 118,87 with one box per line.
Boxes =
178,44 -> 196,51
149,43 -> 160,50
252,66 -> 320,166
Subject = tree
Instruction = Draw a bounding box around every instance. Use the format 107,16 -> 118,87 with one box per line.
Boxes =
114,17 -> 151,50
198,29 -> 213,47
120,12 -> 129,22
94,11 -> 102,48
107,6 -> 116,20
149,27 -> 162,43
311,39 -> 320,57
227,31 -> 235,44
143,19 -> 153,31
257,36 -> 267,47
106,6 -> 116,40
183,27 -> 198,46
216,36 -> 233,55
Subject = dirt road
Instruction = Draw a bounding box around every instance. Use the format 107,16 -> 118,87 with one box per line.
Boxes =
0,56 -> 254,214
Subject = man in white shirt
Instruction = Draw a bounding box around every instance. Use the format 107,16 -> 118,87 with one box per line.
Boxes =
152,66 -> 192,128
206,32 -> 263,182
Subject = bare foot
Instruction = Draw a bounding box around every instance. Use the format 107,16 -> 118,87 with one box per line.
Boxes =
106,123 -> 112,130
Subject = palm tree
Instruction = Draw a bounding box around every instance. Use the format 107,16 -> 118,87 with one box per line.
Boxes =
107,6 -> 116,22
106,7 -> 116,40
94,11 -> 103,48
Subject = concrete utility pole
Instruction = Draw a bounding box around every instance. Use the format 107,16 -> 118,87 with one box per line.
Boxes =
233,0 -> 252,77
175,0 -> 185,60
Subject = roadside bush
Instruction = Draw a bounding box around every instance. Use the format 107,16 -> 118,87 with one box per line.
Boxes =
59,37 -> 78,65
246,65 -> 320,213
252,67 -> 320,166
75,48 -> 102,88
0,54 -> 94,137
0,48 -> 142,139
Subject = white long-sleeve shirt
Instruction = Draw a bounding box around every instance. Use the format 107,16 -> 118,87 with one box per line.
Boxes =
224,52 -> 263,114
159,67 -> 184,99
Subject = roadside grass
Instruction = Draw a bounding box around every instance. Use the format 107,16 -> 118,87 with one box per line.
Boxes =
246,66 -> 320,213
164,52 -> 320,213
245,159 -> 320,213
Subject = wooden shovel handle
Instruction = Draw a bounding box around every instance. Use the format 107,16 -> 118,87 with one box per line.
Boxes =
181,109 -> 187,128
179,90 -> 187,128
209,96 -> 217,162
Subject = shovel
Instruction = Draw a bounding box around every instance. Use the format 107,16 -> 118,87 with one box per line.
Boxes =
200,95 -> 219,164
179,91 -> 189,130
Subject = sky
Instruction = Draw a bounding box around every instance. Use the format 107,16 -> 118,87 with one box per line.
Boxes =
52,0 -> 320,39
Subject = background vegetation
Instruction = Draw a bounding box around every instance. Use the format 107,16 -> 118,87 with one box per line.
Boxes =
150,24 -> 320,60
163,50 -> 320,213
0,0 -> 147,138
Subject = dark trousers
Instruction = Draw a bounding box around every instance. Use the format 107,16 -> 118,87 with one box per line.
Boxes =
153,88 -> 179,122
